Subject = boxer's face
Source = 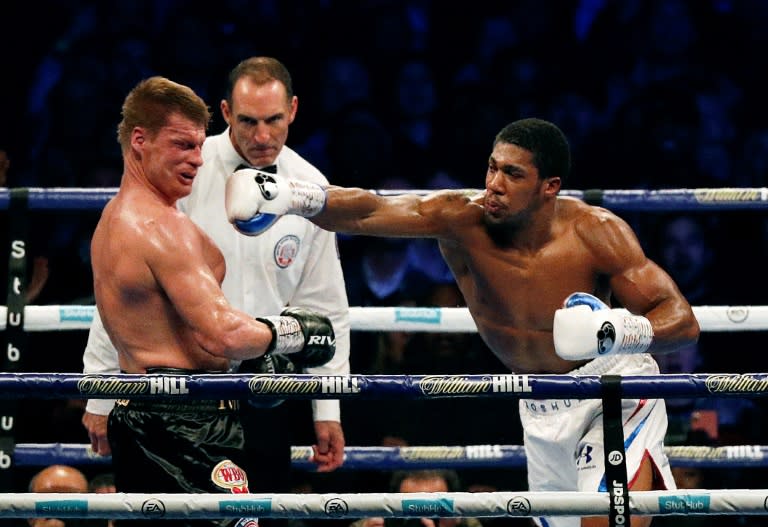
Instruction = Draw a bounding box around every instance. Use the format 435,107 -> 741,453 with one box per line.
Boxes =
131,113 -> 205,201
135,113 -> 206,202
222,77 -> 297,169
483,142 -> 557,227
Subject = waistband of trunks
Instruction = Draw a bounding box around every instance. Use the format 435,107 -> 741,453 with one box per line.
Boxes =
520,398 -> 578,415
118,368 -> 238,412
143,367 -> 228,375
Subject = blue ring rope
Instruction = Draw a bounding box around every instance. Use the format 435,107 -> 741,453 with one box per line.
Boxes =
2,187 -> 768,211
0,372 -> 764,400
13,443 -> 768,469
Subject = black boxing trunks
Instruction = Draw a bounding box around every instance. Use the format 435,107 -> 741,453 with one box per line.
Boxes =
108,368 -> 254,527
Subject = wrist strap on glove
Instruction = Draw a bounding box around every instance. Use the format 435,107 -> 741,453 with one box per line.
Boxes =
607,313 -> 654,355
257,316 -> 304,355
286,180 -> 326,217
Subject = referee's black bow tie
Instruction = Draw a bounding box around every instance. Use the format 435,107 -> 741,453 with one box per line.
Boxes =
235,163 -> 277,173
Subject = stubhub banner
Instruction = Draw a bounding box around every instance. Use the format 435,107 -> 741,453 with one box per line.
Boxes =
394,307 -> 441,324
36,499 -> 88,515
401,498 -> 454,516
658,494 -> 710,514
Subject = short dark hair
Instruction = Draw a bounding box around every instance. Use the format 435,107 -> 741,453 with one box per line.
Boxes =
89,472 -> 116,492
494,118 -> 571,186
226,56 -> 294,105
389,469 -> 462,493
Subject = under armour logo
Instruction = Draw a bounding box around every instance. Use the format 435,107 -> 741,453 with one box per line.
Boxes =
576,444 -> 593,465
596,321 -> 616,354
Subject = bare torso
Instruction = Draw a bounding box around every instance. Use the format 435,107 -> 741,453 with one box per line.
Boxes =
91,187 -> 230,373
440,196 -> 610,374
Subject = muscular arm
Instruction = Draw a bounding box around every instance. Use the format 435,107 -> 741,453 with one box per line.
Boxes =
313,187 -> 477,239
578,209 -> 700,354
611,260 -> 699,354
146,214 -> 274,360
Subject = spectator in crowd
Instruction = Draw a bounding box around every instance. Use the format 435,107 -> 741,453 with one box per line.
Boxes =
653,430 -> 718,527
88,473 -> 116,527
27,464 -> 105,527
349,469 -> 482,527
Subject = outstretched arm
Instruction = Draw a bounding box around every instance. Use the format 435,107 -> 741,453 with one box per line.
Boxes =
225,167 -> 476,239
313,186 -> 452,237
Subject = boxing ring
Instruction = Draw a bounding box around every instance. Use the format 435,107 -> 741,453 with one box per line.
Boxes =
3,186 -> 768,522
3,372 -> 768,520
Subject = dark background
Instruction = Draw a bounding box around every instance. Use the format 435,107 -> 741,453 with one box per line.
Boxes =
2,0 -> 768,522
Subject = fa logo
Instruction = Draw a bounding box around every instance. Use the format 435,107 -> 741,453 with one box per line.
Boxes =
596,321 -> 616,354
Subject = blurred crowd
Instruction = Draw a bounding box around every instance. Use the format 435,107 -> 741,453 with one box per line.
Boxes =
3,0 -> 768,524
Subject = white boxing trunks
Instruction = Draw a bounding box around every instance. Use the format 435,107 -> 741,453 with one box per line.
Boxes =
519,354 -> 675,527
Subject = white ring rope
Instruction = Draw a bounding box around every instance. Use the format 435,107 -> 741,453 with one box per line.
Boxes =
3,305 -> 766,332
0,490 -> 766,519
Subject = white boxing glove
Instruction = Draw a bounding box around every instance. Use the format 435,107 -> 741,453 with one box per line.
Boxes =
225,167 -> 327,236
553,292 -> 654,361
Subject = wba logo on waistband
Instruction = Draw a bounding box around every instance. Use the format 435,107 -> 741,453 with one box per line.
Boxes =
212,459 -> 250,493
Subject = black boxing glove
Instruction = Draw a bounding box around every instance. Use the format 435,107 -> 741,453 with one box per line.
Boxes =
255,307 -> 336,368
237,353 -> 296,408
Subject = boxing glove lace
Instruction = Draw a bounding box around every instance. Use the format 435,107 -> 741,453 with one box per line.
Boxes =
553,292 -> 654,360
255,307 -> 336,368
